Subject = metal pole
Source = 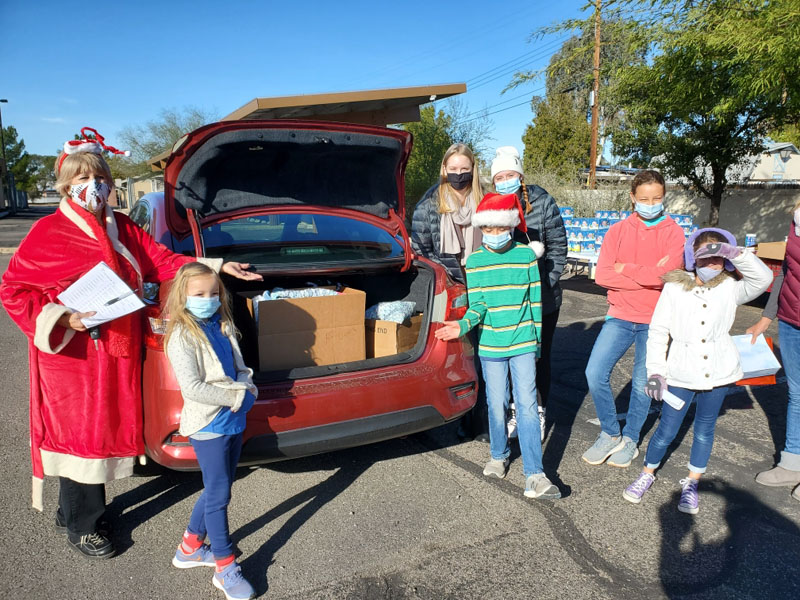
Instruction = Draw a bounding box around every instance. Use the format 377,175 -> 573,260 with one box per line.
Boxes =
0,99 -> 13,214
588,0 -> 601,190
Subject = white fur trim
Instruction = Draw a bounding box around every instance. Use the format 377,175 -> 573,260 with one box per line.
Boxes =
529,241 -> 545,258
197,257 -> 224,273
63,140 -> 102,155
34,303 -> 76,354
472,209 -> 520,229
40,449 -> 136,484
32,476 -> 44,512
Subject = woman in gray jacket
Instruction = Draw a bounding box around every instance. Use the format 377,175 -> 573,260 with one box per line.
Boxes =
490,146 -> 567,434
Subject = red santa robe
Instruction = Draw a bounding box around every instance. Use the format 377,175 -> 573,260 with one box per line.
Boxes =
0,198 -> 217,510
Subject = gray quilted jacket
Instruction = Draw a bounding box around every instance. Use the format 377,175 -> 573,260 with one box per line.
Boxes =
410,184 -> 466,283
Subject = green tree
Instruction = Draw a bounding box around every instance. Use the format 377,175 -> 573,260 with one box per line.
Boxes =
28,154 -> 57,199
2,126 -> 36,192
610,0 -> 800,225
522,93 -> 592,180
403,105 -> 454,215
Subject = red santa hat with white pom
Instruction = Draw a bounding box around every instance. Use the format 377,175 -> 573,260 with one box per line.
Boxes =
57,127 -> 130,173
473,193 -> 545,257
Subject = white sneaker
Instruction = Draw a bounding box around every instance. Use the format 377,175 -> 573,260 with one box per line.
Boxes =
538,406 -> 546,442
507,403 -> 518,439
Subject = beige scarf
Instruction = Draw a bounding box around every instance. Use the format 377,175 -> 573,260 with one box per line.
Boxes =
440,192 -> 482,265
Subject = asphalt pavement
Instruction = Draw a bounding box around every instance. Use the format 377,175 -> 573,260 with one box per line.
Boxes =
0,213 -> 798,599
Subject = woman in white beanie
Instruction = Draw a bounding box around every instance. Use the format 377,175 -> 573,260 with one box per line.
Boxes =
490,146 -> 568,438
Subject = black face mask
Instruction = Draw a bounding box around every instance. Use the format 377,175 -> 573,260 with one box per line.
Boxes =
446,171 -> 473,190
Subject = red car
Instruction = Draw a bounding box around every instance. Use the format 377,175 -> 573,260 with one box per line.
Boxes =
131,120 -> 477,470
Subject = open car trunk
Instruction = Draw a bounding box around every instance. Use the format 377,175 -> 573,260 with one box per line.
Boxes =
222,262 -> 435,382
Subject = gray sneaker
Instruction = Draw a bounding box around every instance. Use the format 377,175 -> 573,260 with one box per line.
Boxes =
582,432 -> 625,465
755,466 -> 800,487
524,473 -> 561,499
483,458 -> 510,479
607,437 -> 640,468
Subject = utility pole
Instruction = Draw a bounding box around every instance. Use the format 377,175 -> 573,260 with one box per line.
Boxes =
588,0 -> 601,190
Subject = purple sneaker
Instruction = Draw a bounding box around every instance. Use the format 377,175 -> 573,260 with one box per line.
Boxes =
678,478 -> 700,514
623,471 -> 655,504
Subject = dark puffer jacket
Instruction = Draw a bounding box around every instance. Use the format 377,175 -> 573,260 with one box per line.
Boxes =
512,184 -> 567,315
410,184 -> 467,283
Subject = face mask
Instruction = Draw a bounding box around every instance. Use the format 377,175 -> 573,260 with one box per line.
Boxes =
696,266 -> 722,283
185,295 -> 221,319
483,231 -> 512,250
495,177 -> 521,195
635,202 -> 663,220
69,179 -> 110,212
446,172 -> 473,191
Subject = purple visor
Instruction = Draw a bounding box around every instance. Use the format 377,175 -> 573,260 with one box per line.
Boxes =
684,227 -> 738,272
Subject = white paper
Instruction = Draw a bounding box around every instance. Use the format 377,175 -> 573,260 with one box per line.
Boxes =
662,390 -> 686,411
731,334 -> 782,379
57,262 -> 145,327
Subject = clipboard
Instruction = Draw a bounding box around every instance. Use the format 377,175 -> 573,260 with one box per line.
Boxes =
57,262 -> 145,327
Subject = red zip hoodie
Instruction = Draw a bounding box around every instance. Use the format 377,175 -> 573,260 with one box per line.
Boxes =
595,214 -> 686,323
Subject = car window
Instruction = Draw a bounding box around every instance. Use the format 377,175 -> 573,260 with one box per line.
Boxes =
201,213 -> 404,265
128,200 -> 152,233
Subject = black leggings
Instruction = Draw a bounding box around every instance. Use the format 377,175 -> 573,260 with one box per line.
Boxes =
537,309 -> 560,408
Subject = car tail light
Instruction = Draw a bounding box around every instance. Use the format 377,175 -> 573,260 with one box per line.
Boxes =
144,305 -> 167,350
450,382 -> 476,400
445,284 -> 468,321
164,432 -> 191,446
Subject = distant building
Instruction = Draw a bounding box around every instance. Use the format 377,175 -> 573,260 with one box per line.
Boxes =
114,174 -> 164,208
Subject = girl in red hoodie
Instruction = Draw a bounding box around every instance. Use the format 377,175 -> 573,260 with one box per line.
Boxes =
581,170 -> 686,468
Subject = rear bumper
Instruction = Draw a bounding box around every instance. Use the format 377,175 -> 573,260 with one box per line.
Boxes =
155,405 -> 461,471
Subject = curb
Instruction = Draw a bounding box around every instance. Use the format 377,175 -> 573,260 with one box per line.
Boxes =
0,247 -> 18,255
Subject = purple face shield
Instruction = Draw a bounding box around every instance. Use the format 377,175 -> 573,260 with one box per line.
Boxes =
684,227 -> 738,272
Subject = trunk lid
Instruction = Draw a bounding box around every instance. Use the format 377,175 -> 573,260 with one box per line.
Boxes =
162,120 -> 412,242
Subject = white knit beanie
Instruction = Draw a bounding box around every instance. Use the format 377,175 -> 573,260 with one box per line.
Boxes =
490,146 -> 523,179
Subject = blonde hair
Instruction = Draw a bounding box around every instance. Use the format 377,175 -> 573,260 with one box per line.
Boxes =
163,262 -> 237,348
55,152 -> 114,197
436,143 -> 483,214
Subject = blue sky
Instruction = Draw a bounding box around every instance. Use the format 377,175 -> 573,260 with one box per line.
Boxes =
1,0 -> 589,157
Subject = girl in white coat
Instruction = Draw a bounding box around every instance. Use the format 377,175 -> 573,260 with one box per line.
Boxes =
622,228 -> 772,513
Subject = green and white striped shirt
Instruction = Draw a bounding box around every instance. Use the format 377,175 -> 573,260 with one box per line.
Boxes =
457,242 -> 542,358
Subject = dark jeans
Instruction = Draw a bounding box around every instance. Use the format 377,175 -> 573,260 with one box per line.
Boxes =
644,385 -> 729,473
188,433 -> 243,559
58,477 -> 106,536
537,309 -> 560,408
459,329 -> 489,438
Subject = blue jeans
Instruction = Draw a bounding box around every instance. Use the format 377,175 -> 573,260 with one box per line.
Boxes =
188,433 -> 243,559
585,317 -> 651,441
644,385 -> 728,473
779,319 -> 800,469
480,353 -> 543,477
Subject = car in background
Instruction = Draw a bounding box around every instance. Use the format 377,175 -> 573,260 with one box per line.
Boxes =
128,119 -> 477,470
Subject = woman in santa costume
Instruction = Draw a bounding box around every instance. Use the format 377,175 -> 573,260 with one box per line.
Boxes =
0,129 -> 261,560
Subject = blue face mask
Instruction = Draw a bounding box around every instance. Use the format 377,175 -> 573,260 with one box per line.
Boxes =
495,178 -> 521,195
483,231 -> 512,250
635,202 -> 663,220
696,266 -> 722,283
185,295 -> 221,319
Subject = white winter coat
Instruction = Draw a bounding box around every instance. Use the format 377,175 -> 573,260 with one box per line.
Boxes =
646,251 -> 773,390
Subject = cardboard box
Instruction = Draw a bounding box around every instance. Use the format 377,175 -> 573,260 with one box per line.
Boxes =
365,314 -> 423,358
756,241 -> 786,261
247,287 -> 366,371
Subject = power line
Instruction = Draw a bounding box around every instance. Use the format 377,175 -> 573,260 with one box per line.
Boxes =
468,37 -> 569,90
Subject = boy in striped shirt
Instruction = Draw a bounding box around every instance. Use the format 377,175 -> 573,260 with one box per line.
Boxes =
435,193 -> 561,499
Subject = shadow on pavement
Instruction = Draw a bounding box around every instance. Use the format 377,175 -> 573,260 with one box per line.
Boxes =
659,480 -> 800,598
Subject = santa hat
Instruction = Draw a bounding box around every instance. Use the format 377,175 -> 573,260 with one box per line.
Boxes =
473,193 -> 527,232
57,127 -> 130,173
684,227 -> 737,272
490,146 -> 524,179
